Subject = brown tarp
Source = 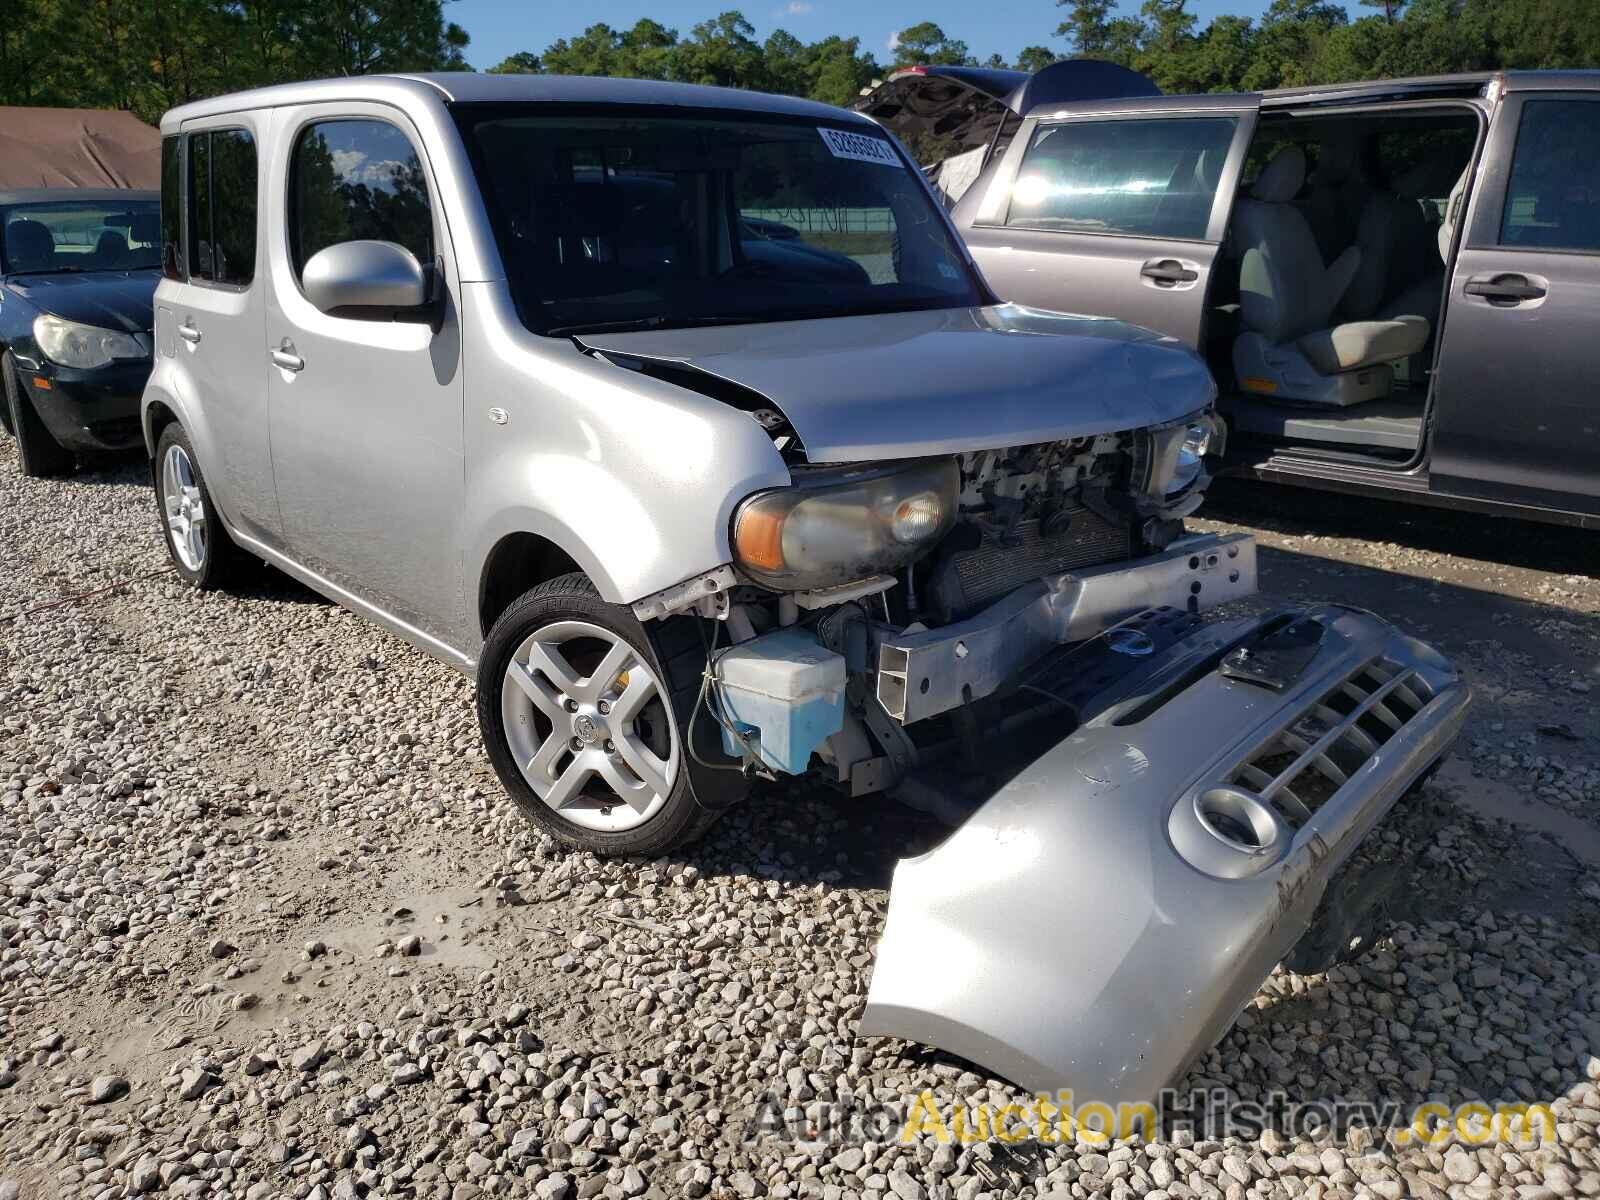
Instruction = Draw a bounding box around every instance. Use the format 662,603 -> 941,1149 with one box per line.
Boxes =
0,107 -> 160,189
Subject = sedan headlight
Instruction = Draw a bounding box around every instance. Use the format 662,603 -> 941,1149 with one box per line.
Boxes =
32,313 -> 145,369
732,458 -> 960,590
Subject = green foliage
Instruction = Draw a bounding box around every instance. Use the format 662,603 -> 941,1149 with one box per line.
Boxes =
5,0 -> 1599,126
1052,0 -> 1597,95
890,22 -> 975,68
1,0 -> 470,121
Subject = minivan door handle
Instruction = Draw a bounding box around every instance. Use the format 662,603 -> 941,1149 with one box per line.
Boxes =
1140,258 -> 1200,286
1463,273 -> 1546,304
270,343 -> 305,373
177,320 -> 202,345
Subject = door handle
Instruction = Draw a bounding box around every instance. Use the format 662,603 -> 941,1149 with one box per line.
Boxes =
1140,258 -> 1199,286
177,320 -> 202,345
270,344 -> 305,373
1463,273 -> 1546,303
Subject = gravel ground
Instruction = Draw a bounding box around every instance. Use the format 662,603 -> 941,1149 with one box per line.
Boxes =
2,445 -> 1599,1200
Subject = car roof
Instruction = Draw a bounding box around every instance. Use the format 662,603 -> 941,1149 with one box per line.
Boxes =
161,72 -> 877,131
1262,69 -> 1600,108
0,188 -> 158,206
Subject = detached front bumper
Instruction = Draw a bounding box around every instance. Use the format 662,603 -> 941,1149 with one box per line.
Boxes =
861,603 -> 1469,1105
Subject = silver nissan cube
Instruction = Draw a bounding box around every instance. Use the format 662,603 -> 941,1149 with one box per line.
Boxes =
144,73 -> 1469,1105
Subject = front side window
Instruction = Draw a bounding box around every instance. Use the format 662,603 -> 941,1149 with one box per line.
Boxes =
1,198 -> 162,275
454,108 -> 984,335
1499,99 -> 1600,252
1004,117 -> 1238,240
290,119 -> 434,277
187,127 -> 258,286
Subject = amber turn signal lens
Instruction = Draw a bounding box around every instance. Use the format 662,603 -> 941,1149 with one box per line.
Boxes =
733,506 -> 786,572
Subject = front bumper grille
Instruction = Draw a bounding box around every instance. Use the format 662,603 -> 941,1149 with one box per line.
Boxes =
1228,656 -> 1436,830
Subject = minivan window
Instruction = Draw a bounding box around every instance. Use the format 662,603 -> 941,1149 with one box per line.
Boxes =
290,119 -> 434,276
1004,117 -> 1238,240
452,108 -> 984,336
161,135 -> 183,279
1499,99 -> 1600,252
186,128 -> 258,286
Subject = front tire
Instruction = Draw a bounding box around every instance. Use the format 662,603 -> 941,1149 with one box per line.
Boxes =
154,423 -> 244,590
3,351 -> 73,477
477,573 -> 745,857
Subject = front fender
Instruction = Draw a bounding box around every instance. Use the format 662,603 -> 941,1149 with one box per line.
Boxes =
861,605 -> 1470,1105
460,280 -> 791,619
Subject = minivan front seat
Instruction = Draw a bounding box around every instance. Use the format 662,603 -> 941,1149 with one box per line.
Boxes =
1231,147 -> 1429,407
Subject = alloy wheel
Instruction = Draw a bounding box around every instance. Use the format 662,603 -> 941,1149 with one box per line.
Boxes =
499,620 -> 680,832
161,444 -> 207,572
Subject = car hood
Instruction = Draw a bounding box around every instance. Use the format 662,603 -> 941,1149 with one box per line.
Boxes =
577,304 -> 1215,463
3,269 -> 159,333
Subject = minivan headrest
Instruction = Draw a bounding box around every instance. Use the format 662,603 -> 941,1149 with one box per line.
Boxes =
1252,146 -> 1306,205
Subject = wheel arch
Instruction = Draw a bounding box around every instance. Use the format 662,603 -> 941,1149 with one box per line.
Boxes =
477,530 -> 588,638
143,395 -> 181,460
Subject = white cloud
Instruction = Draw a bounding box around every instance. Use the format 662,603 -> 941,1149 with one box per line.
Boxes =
785,1 -> 813,12
357,159 -> 408,188
887,29 -> 901,51
330,148 -> 368,176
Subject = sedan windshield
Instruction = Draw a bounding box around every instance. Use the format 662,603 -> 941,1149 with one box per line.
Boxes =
453,107 -> 985,335
1,200 -> 162,274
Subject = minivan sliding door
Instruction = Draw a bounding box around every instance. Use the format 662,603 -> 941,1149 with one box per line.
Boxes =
955,95 -> 1261,347
1429,90 -> 1600,517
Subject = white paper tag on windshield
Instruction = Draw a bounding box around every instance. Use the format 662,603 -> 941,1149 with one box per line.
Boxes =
817,127 -> 903,168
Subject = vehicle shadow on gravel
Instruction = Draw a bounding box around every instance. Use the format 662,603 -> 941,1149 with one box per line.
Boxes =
1204,477 -> 1597,578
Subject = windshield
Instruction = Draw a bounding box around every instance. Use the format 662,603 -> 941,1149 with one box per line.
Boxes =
1,199 -> 161,275
453,107 -> 986,335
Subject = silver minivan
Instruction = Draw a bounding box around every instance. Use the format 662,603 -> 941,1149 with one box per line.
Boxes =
144,73 -> 1469,1104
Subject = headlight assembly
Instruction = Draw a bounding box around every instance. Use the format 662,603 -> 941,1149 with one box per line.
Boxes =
1139,412 -> 1220,499
1169,420 -> 1214,495
732,458 -> 960,590
32,313 -> 145,370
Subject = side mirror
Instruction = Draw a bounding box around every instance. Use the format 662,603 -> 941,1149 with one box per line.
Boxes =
301,240 -> 431,320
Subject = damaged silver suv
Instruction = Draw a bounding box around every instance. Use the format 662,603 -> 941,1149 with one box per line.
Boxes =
144,73 -> 1470,1103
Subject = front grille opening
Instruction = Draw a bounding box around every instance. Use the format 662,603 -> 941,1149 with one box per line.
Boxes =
1226,657 -> 1435,830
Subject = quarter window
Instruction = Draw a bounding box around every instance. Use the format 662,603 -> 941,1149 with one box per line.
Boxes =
1003,117 -> 1238,240
1499,100 -> 1600,252
186,128 -> 258,286
161,135 -> 183,280
290,119 -> 433,277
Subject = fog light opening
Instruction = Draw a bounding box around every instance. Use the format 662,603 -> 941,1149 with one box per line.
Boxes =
1196,787 -> 1281,854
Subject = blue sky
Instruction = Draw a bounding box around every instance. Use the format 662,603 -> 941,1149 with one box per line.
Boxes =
450,0 -> 1369,71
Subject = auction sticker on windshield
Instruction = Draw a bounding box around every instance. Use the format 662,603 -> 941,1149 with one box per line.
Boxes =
818,127 -> 903,168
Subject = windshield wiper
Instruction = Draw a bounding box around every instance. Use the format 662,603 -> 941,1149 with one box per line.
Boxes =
544,314 -> 762,338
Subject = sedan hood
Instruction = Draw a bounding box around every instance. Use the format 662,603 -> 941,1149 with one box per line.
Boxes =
578,304 -> 1214,463
3,269 -> 158,333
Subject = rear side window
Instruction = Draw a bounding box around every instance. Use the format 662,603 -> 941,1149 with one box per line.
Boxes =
1003,117 -> 1238,240
160,135 -> 183,280
290,119 -> 433,277
1499,99 -> 1600,252
186,128 -> 258,286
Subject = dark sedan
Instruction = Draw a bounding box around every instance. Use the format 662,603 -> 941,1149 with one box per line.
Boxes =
1,188 -> 159,476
